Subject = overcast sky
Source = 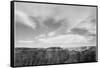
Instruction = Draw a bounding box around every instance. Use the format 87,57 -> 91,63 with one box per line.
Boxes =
14,2 -> 97,48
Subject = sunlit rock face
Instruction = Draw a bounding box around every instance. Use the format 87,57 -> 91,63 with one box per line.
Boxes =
45,47 -> 69,64
14,46 -> 96,66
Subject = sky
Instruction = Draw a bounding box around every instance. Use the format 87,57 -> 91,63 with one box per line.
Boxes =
14,2 -> 97,48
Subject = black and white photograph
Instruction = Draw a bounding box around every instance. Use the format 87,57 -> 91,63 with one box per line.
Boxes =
11,1 -> 97,67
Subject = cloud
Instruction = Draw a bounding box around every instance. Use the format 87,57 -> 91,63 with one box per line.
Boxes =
71,28 -> 89,35
71,15 -> 96,35
48,32 -> 56,37
17,40 -> 35,43
37,34 -> 86,44
15,10 -> 36,29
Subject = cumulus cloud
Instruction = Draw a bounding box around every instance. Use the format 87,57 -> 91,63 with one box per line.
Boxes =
15,10 -> 36,29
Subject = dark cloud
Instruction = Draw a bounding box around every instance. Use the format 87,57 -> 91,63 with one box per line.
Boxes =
71,28 -> 89,35
87,33 -> 96,37
43,17 -> 63,31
